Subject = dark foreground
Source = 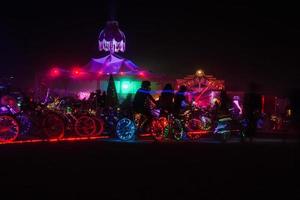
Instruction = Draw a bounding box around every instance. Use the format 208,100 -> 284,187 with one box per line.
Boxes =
0,138 -> 299,199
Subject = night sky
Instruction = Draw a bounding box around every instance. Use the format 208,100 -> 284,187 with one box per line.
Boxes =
1,0 -> 299,95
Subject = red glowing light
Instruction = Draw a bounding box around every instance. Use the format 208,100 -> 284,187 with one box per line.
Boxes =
0,136 -> 109,145
50,68 -> 60,77
120,71 -> 124,75
72,67 -> 82,77
262,95 -> 265,113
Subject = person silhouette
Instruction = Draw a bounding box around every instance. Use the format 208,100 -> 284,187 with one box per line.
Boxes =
243,82 -> 262,142
132,80 -> 156,117
158,83 -> 174,116
120,93 -> 133,117
174,85 -> 188,117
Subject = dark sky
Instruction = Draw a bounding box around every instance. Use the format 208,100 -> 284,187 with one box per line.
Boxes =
1,0 -> 300,95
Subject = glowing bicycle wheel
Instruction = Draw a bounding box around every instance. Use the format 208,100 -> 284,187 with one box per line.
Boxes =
151,117 -> 167,141
116,118 -> 136,141
92,117 -> 104,136
75,115 -> 96,136
187,118 -> 202,131
200,116 -> 212,131
186,118 -> 203,140
171,119 -> 184,141
42,112 -> 65,139
0,115 -> 19,142
164,118 -> 184,141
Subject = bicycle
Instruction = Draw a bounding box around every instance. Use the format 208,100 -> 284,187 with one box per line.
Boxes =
116,108 -> 165,141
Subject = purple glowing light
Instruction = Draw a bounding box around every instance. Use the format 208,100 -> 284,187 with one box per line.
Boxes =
233,100 -> 242,115
98,21 -> 126,53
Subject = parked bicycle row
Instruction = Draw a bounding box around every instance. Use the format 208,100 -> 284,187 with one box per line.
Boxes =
0,81 -> 292,143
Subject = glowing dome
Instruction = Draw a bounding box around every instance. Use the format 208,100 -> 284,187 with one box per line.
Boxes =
98,21 -> 126,53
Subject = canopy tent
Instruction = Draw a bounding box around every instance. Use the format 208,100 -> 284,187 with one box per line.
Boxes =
85,54 -> 141,75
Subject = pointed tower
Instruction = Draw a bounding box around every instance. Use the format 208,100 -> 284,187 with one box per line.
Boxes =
98,21 -> 126,54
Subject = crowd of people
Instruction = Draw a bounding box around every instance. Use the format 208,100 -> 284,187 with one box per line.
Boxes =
130,80 -> 263,141
88,89 -> 107,109
71,79 -> 263,141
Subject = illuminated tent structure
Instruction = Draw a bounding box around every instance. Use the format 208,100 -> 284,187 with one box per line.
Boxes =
46,20 -> 168,101
82,20 -> 166,99
84,53 -> 141,75
82,53 -> 163,100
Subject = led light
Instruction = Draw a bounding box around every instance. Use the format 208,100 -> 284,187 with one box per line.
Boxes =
50,67 -> 60,77
196,69 -> 205,77
122,82 -> 129,89
138,71 -> 145,76
98,71 -> 103,75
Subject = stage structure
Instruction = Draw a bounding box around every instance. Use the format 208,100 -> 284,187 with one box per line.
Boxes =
176,70 -> 225,108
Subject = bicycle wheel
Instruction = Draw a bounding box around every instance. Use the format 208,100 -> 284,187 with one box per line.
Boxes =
16,113 -> 32,135
0,115 -> 19,142
151,117 -> 167,141
42,112 -> 65,139
92,117 -> 104,136
116,118 -> 136,141
187,118 -> 202,131
171,119 -> 184,141
186,118 -> 202,140
200,116 -> 212,131
75,115 -> 96,136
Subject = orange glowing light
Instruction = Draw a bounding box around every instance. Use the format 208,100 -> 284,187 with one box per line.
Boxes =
187,130 -> 210,134
195,69 -> 205,77
139,133 -> 152,137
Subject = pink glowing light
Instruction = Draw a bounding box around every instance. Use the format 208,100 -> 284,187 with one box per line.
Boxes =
78,91 -> 90,100
98,71 -> 103,75
233,100 -> 242,115
138,71 -> 145,76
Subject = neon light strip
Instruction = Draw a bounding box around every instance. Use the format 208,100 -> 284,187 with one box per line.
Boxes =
187,130 -> 211,134
233,100 -> 243,115
0,136 -> 110,145
139,133 -> 152,137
